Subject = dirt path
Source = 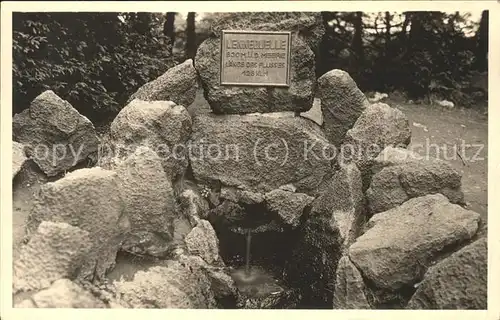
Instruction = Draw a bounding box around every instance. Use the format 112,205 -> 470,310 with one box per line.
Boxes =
394,101 -> 488,222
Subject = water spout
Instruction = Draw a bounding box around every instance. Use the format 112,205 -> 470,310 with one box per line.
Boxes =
245,228 -> 252,276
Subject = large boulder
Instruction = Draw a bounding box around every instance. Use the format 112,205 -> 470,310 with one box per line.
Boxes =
114,256 -> 216,308
340,103 -> 411,186
206,268 -> 238,308
205,198 -> 285,235
106,99 -> 192,180
12,141 -> 28,179
189,113 -> 335,194
264,189 -> 314,228
27,167 -> 130,281
102,146 -> 178,258
111,146 -> 176,236
370,146 -> 423,174
13,90 -> 99,177
332,255 -> 371,309
210,12 -> 325,52
195,12 -> 324,114
367,148 -> 464,214
311,163 -> 364,248
128,59 -> 198,107
407,237 -> 487,309
220,186 -> 265,205
13,159 -> 48,261
13,221 -> 92,293
15,279 -> 106,308
317,70 -> 369,147
349,194 -> 481,292
196,37 -> 314,115
286,216 -> 341,307
185,219 -> 220,264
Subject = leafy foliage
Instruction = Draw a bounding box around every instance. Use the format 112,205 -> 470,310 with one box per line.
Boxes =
13,12 -> 174,124
13,11 -> 487,121
319,11 -> 486,105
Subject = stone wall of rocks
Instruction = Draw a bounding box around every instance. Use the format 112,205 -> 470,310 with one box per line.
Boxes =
11,12 -> 486,309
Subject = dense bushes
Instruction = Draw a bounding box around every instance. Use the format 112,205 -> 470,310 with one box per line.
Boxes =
13,12 -> 174,124
13,11 -> 488,122
318,11 -> 488,105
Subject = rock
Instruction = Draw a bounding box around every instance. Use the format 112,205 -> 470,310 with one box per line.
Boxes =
279,184 -> 297,192
210,12 -> 325,52
189,113 -> 334,194
206,12 -> 327,115
300,97 -> 323,126
437,99 -> 455,109
370,146 -> 422,175
264,189 -> 314,228
333,255 -> 371,309
172,215 -> 194,243
111,146 -> 176,236
220,187 -> 265,205
196,16 -> 318,114
13,222 -> 92,293
206,269 -> 238,307
12,141 -> 28,179
407,237 -> 487,309
27,167 -> 130,281
207,199 -> 247,230
177,182 -> 210,223
13,91 -> 99,177
368,92 -> 389,103
185,219 -> 220,264
13,160 -> 48,260
14,299 -> 37,308
367,154 -> 464,214
120,231 -> 174,259
366,166 -> 409,214
16,279 -> 106,308
318,70 -> 369,146
128,59 -> 198,107
399,163 -> 464,203
237,190 -> 265,205
311,163 -> 364,248
286,216 -> 341,307
349,194 -> 481,291
340,103 -> 411,185
106,99 -> 192,181
114,256 -> 216,308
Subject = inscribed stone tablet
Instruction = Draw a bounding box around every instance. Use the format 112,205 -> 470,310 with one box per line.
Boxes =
220,30 -> 291,87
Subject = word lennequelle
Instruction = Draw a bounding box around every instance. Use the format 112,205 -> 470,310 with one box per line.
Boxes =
226,39 -> 287,50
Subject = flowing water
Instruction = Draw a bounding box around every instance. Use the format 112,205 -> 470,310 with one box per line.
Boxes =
230,229 -> 283,298
245,228 -> 252,276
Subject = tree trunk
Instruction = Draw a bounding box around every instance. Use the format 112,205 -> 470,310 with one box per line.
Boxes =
384,11 -> 391,57
185,12 -> 196,60
400,12 -> 410,44
475,10 -> 488,71
318,11 -> 336,76
163,12 -> 176,54
352,11 -> 364,65
408,11 -> 424,53
351,11 -> 364,86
